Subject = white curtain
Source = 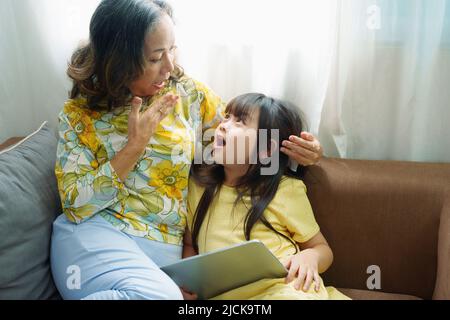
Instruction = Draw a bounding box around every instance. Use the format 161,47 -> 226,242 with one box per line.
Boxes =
1,0 -> 449,162
0,0 -> 99,140
319,0 -> 450,161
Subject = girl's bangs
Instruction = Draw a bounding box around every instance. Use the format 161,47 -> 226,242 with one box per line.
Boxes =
225,95 -> 261,123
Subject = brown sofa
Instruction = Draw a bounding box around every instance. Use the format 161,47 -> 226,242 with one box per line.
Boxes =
303,158 -> 450,300
1,135 -> 449,300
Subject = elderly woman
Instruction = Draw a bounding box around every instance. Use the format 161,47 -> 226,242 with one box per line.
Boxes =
51,0 -> 324,300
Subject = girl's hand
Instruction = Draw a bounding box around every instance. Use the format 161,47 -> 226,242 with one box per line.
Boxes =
283,249 -> 321,292
127,93 -> 179,152
180,287 -> 198,300
281,132 -> 323,167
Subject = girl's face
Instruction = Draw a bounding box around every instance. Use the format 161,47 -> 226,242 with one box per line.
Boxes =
128,13 -> 177,97
213,108 -> 260,165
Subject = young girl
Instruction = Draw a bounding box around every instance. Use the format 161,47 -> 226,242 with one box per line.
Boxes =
183,93 -> 350,300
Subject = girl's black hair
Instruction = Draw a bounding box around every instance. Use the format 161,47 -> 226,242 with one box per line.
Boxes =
190,93 -> 307,253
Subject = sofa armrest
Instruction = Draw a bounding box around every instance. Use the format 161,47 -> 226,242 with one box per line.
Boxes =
434,197 -> 450,299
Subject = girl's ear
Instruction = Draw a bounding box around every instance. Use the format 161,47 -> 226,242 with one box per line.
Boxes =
259,139 -> 278,160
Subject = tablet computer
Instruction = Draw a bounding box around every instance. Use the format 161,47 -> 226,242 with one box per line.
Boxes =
160,240 -> 288,299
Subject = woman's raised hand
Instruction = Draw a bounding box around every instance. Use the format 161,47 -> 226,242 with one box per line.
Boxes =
127,93 -> 179,152
111,93 -> 178,182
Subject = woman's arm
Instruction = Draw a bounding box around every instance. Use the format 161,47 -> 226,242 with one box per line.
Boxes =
298,232 -> 333,274
56,113 -> 130,224
112,95 -> 178,180
56,95 -> 178,224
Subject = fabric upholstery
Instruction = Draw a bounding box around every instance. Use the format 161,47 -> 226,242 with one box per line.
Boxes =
303,158 -> 450,300
0,122 -> 61,299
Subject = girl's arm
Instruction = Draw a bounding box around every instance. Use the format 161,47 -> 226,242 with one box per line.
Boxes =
298,232 -> 334,274
55,112 -> 129,224
182,228 -> 198,259
283,232 -> 333,292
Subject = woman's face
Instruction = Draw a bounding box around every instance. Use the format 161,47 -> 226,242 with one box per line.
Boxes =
128,13 -> 177,97
213,109 -> 260,165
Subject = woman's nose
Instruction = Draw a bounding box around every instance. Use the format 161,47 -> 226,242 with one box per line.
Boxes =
161,54 -> 175,75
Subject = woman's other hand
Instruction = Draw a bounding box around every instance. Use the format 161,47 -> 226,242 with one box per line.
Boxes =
281,132 -> 323,166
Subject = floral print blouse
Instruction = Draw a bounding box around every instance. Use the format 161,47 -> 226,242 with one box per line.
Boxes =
55,76 -> 225,246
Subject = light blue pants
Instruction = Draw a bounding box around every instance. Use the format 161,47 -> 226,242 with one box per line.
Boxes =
50,213 -> 184,300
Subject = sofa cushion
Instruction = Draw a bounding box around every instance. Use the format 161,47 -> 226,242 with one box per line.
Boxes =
0,137 -> 24,151
339,288 -> 422,300
0,122 -> 61,299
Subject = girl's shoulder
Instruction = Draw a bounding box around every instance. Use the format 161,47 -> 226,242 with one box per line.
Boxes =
188,176 -> 307,200
271,177 -> 310,208
269,177 -> 314,223
278,176 -> 308,194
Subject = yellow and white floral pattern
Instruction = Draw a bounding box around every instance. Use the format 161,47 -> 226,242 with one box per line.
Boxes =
55,76 -> 225,245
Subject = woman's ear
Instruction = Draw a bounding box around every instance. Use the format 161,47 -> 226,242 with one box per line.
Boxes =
259,139 -> 278,160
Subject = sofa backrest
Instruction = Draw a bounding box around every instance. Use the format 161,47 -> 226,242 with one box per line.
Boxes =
303,158 -> 450,300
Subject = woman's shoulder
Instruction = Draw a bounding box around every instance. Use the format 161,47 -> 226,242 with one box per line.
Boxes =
174,74 -> 205,90
59,97 -> 104,122
60,97 -> 89,115
172,74 -> 221,101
